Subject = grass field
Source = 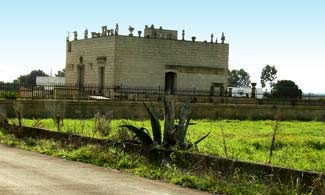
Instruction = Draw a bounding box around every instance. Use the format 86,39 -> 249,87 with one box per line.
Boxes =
17,118 -> 325,172
1,129 -> 310,195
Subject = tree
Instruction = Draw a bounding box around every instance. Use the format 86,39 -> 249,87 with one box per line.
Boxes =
15,70 -> 48,85
228,69 -> 251,87
55,68 -> 65,77
271,80 -> 302,99
260,65 -> 277,89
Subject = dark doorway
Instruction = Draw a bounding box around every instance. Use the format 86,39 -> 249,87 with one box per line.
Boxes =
77,65 -> 85,88
210,83 -> 224,97
98,67 -> 105,95
165,72 -> 176,94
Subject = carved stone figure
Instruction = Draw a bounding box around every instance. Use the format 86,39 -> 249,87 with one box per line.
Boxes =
102,26 -> 108,36
182,30 -> 185,41
66,32 -> 70,41
128,25 -> 135,36
107,29 -> 112,36
211,33 -> 214,43
91,32 -> 97,38
221,32 -> 226,44
73,31 -> 78,40
215,37 -> 218,44
84,29 -> 88,39
115,23 -> 119,35
138,31 -> 142,37
191,36 -> 196,42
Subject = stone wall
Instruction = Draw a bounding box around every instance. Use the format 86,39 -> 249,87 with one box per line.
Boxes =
65,37 -> 116,86
1,99 -> 325,121
66,35 -> 229,91
114,36 -> 229,90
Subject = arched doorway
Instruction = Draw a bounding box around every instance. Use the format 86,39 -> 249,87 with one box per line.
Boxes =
165,72 -> 176,94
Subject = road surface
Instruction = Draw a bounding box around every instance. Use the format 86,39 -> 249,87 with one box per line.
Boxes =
0,144 -> 211,195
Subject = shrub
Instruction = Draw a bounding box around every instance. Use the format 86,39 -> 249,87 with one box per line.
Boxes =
93,112 -> 112,137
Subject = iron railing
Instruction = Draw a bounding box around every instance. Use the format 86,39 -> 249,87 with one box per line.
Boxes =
1,83 -> 325,106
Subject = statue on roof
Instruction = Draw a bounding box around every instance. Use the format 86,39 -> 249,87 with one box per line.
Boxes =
128,25 -> 135,36
84,29 -> 88,39
221,32 -> 226,44
102,26 -> 108,36
115,23 -> 119,36
73,31 -> 78,40
182,30 -> 185,41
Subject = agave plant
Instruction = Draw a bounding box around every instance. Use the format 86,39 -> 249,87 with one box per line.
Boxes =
121,96 -> 210,149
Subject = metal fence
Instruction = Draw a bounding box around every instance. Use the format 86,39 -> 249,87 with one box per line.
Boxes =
0,83 -> 212,101
1,83 -> 325,106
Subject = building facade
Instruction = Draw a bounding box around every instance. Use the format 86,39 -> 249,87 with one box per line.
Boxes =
65,24 -> 229,95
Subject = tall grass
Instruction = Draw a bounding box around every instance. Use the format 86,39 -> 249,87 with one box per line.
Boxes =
0,130 -> 321,195
18,118 -> 325,172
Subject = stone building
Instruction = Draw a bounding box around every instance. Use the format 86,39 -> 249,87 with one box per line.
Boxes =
65,24 -> 229,95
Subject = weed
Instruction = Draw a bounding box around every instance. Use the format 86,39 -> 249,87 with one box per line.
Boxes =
93,112 -> 112,137
220,125 -> 228,157
268,120 -> 280,164
13,101 -> 23,127
31,119 -> 44,128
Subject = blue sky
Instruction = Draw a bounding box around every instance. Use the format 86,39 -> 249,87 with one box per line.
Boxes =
1,0 -> 325,93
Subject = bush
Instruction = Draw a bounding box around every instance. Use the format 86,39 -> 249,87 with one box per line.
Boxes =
0,91 -> 17,99
270,80 -> 302,99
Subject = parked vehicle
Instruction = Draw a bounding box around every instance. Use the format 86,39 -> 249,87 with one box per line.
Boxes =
228,87 -> 263,99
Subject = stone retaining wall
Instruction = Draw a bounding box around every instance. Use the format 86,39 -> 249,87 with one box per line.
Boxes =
1,99 -> 325,121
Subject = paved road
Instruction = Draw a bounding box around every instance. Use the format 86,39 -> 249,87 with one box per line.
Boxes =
0,144 -> 211,195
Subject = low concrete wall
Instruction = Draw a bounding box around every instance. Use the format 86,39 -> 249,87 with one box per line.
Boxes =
1,99 -> 325,121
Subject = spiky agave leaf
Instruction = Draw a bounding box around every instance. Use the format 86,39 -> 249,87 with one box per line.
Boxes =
185,112 -> 193,132
120,125 -> 153,146
194,131 -> 211,145
179,101 -> 190,125
178,111 -> 193,146
163,96 -> 175,145
144,102 -> 162,144
177,101 -> 191,146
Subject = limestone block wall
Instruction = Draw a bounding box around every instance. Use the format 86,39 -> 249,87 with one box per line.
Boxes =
114,36 -> 229,91
65,35 -> 229,91
65,37 -> 116,86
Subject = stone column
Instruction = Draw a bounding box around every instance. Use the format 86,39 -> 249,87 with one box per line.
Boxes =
228,87 -> 233,97
220,85 -> 225,97
251,83 -> 257,98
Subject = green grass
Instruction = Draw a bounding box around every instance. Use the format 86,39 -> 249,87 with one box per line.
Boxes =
0,128 -> 315,195
17,118 -> 325,172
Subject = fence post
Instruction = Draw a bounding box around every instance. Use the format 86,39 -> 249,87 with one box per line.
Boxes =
78,85 -> 80,102
31,85 -> 34,100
